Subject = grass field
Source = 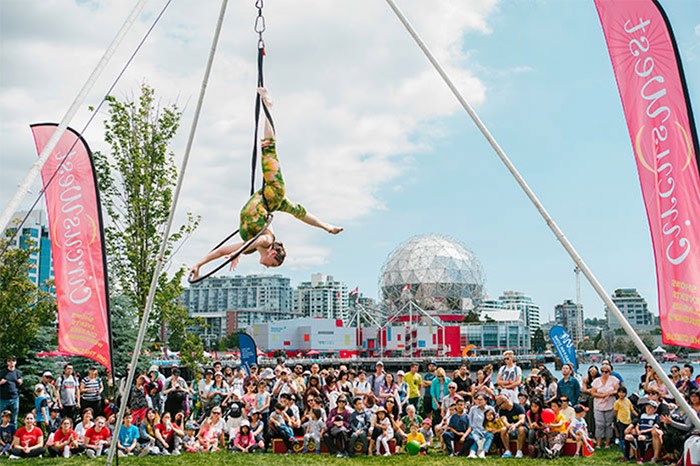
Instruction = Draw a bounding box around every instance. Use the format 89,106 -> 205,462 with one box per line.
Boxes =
4,448 -> 626,465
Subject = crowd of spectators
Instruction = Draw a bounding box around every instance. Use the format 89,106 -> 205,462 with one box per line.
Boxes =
1,351 -> 699,463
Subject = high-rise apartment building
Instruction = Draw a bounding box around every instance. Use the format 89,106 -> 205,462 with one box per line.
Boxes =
499,291 -> 541,338
605,288 -> 655,331
182,274 -> 297,345
293,273 -> 349,323
554,299 -> 584,344
3,211 -> 54,293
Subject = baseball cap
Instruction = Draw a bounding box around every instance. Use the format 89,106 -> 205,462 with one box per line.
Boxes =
428,360 -> 437,366
647,400 -> 659,408
43,371 -> 53,377
573,404 -> 588,413
375,361 -> 384,367
397,370 -> 405,376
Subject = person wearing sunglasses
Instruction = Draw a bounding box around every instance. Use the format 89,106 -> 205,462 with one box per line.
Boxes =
590,363 -> 619,449
496,351 -> 522,405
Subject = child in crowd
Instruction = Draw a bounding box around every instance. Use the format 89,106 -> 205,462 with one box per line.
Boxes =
434,403 -> 455,451
232,420 -> 257,453
420,418 -> 433,447
34,384 -> 51,433
405,422 -> 428,454
625,400 -> 660,464
543,399 -> 568,458
302,408 -> 324,454
0,411 -> 16,456
614,386 -> 636,461
568,405 -> 591,457
374,407 -> 394,456
484,407 -> 505,452
183,422 -> 201,453
269,402 -> 298,453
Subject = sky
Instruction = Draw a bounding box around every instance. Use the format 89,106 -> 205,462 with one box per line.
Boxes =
1,0 -> 698,321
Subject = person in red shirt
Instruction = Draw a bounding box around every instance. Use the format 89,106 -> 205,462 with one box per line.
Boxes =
48,418 -> 85,458
155,411 -> 183,454
9,413 -> 44,458
84,416 -> 111,458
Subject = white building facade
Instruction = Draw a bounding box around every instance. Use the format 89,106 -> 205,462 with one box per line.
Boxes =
293,273 -> 349,323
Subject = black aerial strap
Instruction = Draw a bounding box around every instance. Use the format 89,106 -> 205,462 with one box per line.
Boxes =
251,0 -> 274,212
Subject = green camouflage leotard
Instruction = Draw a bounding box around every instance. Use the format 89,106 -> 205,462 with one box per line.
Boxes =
239,138 -> 307,241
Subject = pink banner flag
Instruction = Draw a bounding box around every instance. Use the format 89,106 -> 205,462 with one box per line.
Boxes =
31,124 -> 113,371
595,0 -> 700,348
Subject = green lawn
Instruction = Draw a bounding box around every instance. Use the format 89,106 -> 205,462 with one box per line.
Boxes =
3,448 -> 626,465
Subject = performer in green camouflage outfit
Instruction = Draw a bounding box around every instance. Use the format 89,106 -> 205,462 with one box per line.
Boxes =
190,87 -> 342,280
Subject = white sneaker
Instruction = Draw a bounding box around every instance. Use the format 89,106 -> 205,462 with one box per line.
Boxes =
515,450 -> 523,458
86,449 -> 96,459
478,450 -> 486,459
118,451 -> 127,457
8,455 -> 19,460
383,452 -> 391,456
468,451 -> 477,458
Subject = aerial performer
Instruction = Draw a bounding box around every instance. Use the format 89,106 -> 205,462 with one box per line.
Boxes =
190,87 -> 343,281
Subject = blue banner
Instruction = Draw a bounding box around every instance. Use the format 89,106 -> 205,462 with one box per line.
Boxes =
549,325 -> 578,372
238,332 -> 258,372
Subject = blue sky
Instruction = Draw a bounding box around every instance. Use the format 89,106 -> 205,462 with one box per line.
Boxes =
1,0 -> 698,321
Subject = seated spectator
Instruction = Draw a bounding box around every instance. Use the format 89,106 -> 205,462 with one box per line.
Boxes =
543,399 -> 567,458
117,411 -> 148,457
197,418 -> 220,452
74,408 -> 94,448
48,417 -> 84,458
0,410 -> 17,456
269,402 -> 298,454
405,421 -> 428,454
484,407 -> 505,452
419,418 -> 434,447
624,400 -> 661,463
441,396 -> 471,457
324,395 -> 351,457
468,393 -> 495,458
84,416 -> 111,458
8,413 -> 44,459
232,420 -> 258,453
302,408 -> 324,454
374,407 -> 395,456
496,394 -> 528,458
526,398 -> 546,458
155,411 -> 182,454
248,411 -> 265,451
349,397 -> 372,457
182,421 -> 201,453
568,404 -> 591,458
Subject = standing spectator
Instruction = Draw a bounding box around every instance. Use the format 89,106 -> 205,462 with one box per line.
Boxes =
33,384 -> 51,433
404,362 -> 422,410
454,364 -> 473,401
541,369 -> 559,405
8,413 -> 44,459
56,364 -> 80,421
0,410 -> 16,456
422,361 -> 437,419
47,406 -> 62,434
430,368 -> 451,421
557,363 -> 581,405
496,394 -> 527,458
84,415 -> 111,458
80,366 -> 104,416
368,362 -> 385,402
379,373 -> 399,407
198,369 -> 215,417
614,386 -> 636,461
496,351 -> 522,404
590,363 -> 619,449
352,371 -> 371,399
148,366 -> 166,414
47,417 -> 84,458
324,395 -> 351,457
441,382 -> 460,419
395,371 -> 408,413
128,374 -> 150,424
0,356 -> 22,425
349,397 -> 372,456
581,365 -> 600,438
162,368 -> 191,419
40,371 -> 59,408
441,396 -> 471,457
471,369 -> 495,403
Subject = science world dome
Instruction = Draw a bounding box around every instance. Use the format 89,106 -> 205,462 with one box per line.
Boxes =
379,234 -> 485,313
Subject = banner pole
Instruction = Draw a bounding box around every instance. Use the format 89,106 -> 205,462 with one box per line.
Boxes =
384,0 -> 700,430
0,0 -> 147,234
105,1 -> 230,464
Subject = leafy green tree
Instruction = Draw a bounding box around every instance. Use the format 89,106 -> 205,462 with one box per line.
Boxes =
0,239 -> 55,361
614,337 -> 628,354
578,339 -> 594,351
532,327 -> 546,353
93,84 -> 199,337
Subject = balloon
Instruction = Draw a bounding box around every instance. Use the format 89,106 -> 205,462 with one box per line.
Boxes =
406,440 -> 421,455
541,408 -> 555,424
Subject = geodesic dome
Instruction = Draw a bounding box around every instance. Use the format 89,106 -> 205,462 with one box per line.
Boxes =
380,234 -> 485,312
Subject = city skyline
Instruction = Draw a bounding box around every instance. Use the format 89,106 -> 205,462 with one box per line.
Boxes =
2,2 -> 697,325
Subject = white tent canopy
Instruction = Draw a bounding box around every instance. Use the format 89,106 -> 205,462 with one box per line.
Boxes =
652,346 -> 667,354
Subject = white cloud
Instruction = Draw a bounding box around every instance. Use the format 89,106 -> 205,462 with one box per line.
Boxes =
0,0 -> 497,274
695,24 -> 700,37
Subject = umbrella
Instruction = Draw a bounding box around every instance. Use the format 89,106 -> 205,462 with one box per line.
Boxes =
306,350 -> 320,356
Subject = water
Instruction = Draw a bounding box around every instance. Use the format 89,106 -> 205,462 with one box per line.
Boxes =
529,362 -> 686,393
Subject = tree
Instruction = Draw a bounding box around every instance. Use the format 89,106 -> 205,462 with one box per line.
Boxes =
93,84 -> 198,338
639,332 -> 655,351
614,337 -> 628,354
462,311 -> 480,323
532,328 -> 546,353
578,339 -> 594,351
0,238 -> 55,361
